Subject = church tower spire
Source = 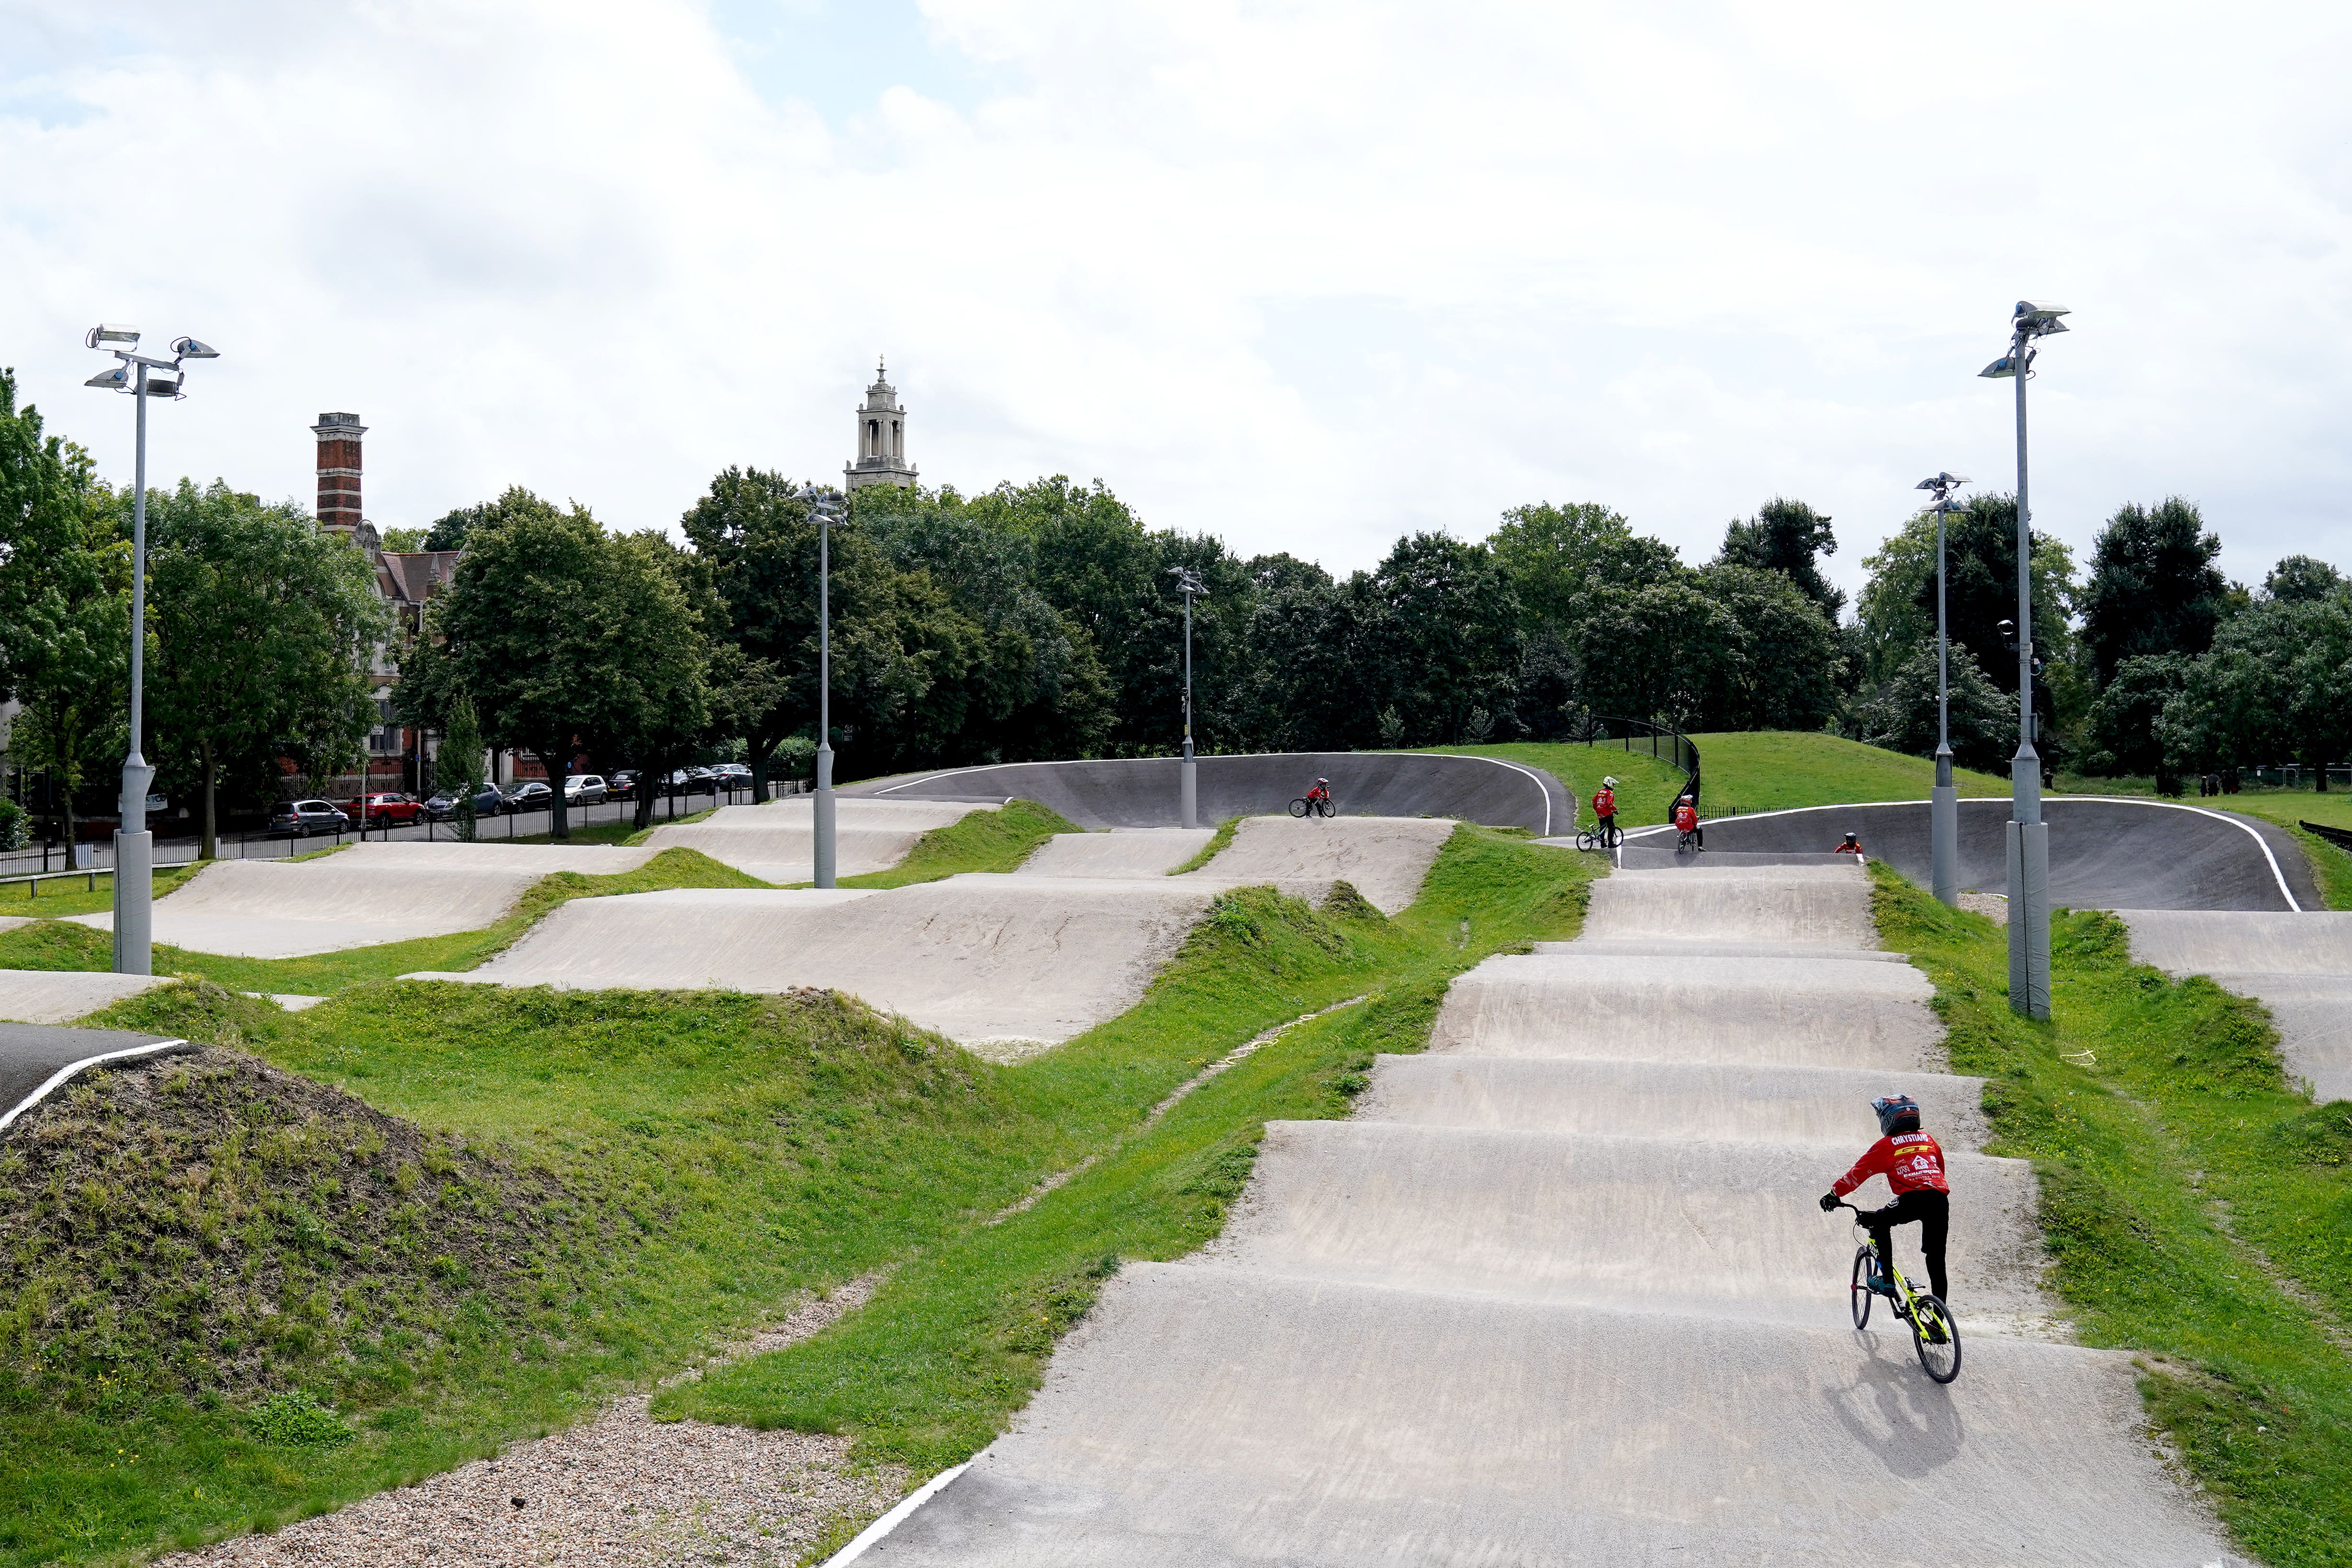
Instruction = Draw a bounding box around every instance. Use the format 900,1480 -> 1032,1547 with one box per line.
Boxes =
845,356 -> 918,491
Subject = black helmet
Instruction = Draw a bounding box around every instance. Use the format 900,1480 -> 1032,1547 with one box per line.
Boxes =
1871,1094 -> 1922,1135
1842,831 -> 1859,843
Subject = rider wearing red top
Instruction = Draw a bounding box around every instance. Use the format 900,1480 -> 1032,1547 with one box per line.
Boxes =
1672,793 -> 1702,851
1820,1095 -> 1950,1302
1834,831 -> 1866,857
1306,777 -> 1332,805
1591,777 -> 1619,841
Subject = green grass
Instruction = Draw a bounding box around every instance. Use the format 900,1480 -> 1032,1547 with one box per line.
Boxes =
840,799 -> 1076,889
0,847 -> 770,998
1167,815 -> 1239,874
1872,863 -> 2352,1566
0,822 -> 1594,1563
659,824 -> 1590,1470
0,863 -> 205,919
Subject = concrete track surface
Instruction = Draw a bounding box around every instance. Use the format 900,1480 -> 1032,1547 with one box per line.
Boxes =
65,842 -> 657,958
0,968 -> 169,1025
1664,796 -> 2314,911
644,798 -> 990,884
2124,909 -> 2352,1103
1014,829 -> 1213,878
851,750 -> 1568,835
868,859 -> 2242,1565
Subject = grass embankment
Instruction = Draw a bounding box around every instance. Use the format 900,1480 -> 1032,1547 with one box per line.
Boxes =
840,799 -> 1075,888
659,824 -> 1587,1476
0,847 -> 768,998
1873,864 -> 2352,1566
1168,816 -> 1240,874
0,864 -> 205,920
1,823 -> 1593,1563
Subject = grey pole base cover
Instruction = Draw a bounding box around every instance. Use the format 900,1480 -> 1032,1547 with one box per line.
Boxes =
2007,819 -> 2051,1019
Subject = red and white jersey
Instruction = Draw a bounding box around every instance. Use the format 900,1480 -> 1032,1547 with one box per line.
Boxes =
1832,1131 -> 1950,1198
1593,788 -> 1617,818
1673,802 -> 1698,831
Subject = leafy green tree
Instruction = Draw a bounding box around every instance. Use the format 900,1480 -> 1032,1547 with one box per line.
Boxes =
1716,498 -> 1843,620
1848,642 -> 2016,773
2083,652 -> 2192,784
1573,579 -> 1743,731
1488,501 -> 1680,632
0,368 -> 126,847
422,502 -> 493,552
377,526 -> 428,551
1856,494 -> 2075,694
439,695 -> 486,840
1693,563 -> 1846,730
2263,554 -> 2343,605
143,480 -> 388,858
596,531 -> 716,828
1365,533 -> 1523,745
2077,498 -> 2229,686
2162,589 -> 2352,790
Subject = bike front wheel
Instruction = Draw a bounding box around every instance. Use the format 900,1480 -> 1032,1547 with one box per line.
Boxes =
1849,1245 -> 1874,1330
1910,1294 -> 1961,1383
1315,798 -> 1336,818
1289,798 -> 1310,818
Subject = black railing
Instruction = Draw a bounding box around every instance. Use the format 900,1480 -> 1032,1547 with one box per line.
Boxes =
1561,711 -> 1702,802
2302,820 -> 2352,855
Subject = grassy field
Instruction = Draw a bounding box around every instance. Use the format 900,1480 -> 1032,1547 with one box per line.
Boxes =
0,824 -> 1594,1563
1874,865 -> 2352,1566
0,863 -> 204,920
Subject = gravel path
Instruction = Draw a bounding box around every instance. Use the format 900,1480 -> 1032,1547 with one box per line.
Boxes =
157,1280 -> 904,1568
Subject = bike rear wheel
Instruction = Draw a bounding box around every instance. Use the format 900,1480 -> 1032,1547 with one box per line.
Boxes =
1910,1293 -> 1961,1382
1849,1245 -> 1874,1330
1289,798 -> 1310,818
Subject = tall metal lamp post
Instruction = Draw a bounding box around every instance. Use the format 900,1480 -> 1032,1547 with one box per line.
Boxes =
1979,300 -> 2070,1019
1915,471 -> 1969,909
83,325 -> 218,976
1168,566 -> 1205,829
797,485 -> 846,886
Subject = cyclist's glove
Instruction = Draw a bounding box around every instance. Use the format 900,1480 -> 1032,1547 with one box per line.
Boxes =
1818,1192 -> 1840,1212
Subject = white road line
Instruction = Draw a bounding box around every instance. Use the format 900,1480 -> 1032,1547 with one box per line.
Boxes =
0,1035 -> 190,1133
820,1463 -> 972,1567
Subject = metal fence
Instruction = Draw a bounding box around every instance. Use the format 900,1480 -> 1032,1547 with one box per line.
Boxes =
0,779 -> 805,884
1561,712 -> 1703,800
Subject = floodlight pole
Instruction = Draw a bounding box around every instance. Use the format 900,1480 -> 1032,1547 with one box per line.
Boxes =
1918,472 -> 1967,909
1170,568 -> 1203,828
813,491 -> 838,887
114,363 -> 156,975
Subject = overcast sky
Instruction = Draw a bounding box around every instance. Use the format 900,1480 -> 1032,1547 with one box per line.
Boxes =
4,1 -> 2347,609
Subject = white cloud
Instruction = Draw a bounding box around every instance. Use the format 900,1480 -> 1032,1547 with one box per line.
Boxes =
3,0 -> 2348,600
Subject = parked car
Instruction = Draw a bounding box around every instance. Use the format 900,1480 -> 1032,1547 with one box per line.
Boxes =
607,770 -> 640,801
562,773 -> 608,806
712,762 -> 752,792
269,799 -> 350,839
503,781 -> 554,814
354,792 -> 423,825
662,767 -> 717,795
424,784 -> 504,821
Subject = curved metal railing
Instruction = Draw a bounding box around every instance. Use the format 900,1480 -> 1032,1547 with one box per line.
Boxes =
1561,711 -> 1702,803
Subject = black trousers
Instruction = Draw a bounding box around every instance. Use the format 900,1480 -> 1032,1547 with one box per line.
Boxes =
1864,1188 -> 1949,1302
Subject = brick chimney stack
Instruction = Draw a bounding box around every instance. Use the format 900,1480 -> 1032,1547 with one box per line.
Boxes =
312,412 -> 366,536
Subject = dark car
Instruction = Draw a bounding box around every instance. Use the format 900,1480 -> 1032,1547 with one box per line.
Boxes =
607,770 -> 640,801
712,762 -> 752,793
269,799 -> 349,839
424,784 -> 505,821
503,781 -> 554,814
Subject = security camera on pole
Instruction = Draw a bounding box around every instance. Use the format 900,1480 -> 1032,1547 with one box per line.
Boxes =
1979,301 -> 2070,1019
83,325 -> 219,977
795,484 -> 847,886
1167,566 -> 1206,829
1915,471 -> 1969,910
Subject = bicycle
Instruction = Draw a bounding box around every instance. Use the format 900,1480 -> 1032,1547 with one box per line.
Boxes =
1573,820 -> 1622,852
1835,1201 -> 1961,1383
1289,795 -> 1336,818
1675,828 -> 1699,854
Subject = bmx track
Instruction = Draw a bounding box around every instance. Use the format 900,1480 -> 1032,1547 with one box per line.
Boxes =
855,859 -> 2244,1566
848,750 -> 1567,835
2123,909 -> 2352,1103
643,798 -> 992,884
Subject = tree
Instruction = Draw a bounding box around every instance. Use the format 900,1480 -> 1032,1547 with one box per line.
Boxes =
0,367 -> 126,848
1488,501 -> 1680,632
422,502 -> 493,552
2264,555 -> 2343,605
1573,579 -> 1744,731
2083,652 -> 2192,785
1848,642 -> 2016,773
1856,494 -> 2076,694
2162,589 -> 2352,791
2077,498 -> 2228,687
1693,563 -> 1846,730
1716,497 -> 1844,620
143,480 -> 388,858
377,526 -> 428,551
400,488 -> 625,840
440,695 -> 486,840
1364,533 -> 1523,745
595,531 -> 715,827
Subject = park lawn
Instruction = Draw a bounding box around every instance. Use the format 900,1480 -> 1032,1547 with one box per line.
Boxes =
1874,865 -> 2352,1567
0,862 -> 205,919
1422,742 -> 1688,831
0,824 -> 1594,1564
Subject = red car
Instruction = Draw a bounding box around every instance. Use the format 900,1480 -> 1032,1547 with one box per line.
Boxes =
353,792 -> 423,825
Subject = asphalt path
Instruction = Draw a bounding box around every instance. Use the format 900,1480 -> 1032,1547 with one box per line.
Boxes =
0,1022 -> 191,1135
1628,796 -> 2315,912
845,752 -> 1568,836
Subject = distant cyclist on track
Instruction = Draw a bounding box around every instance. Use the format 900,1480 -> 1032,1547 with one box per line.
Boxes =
1305,777 -> 1333,810
1673,792 -> 1702,851
1591,776 -> 1620,847
1834,830 -> 1866,858
1820,1094 -> 1950,1304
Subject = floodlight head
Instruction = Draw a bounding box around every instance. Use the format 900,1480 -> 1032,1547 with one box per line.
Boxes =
85,324 -> 140,348
84,365 -> 130,391
2014,300 -> 2070,325
143,371 -> 182,398
1980,356 -> 2019,379
170,336 -> 219,360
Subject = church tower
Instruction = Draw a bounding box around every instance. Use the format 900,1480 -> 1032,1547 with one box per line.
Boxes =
845,357 -> 918,491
